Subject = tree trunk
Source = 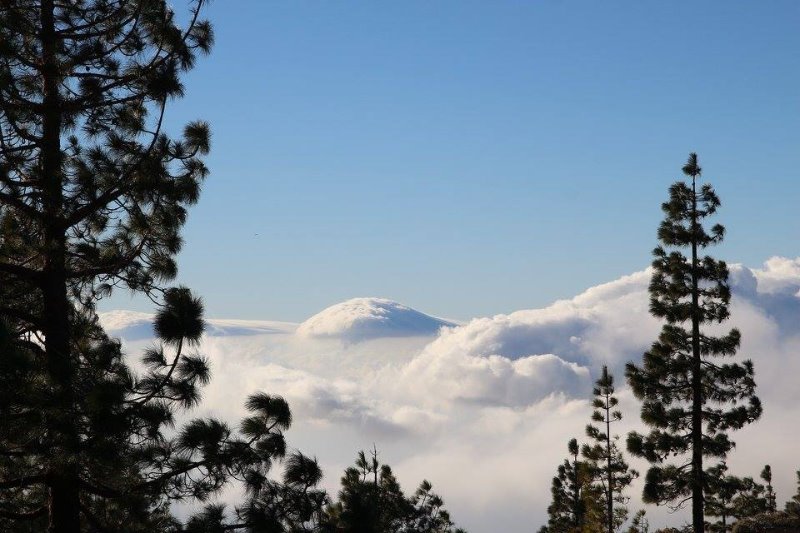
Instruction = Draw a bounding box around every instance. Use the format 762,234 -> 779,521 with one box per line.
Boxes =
48,467 -> 81,533
606,394 -> 614,533
40,1 -> 81,531
690,179 -> 704,532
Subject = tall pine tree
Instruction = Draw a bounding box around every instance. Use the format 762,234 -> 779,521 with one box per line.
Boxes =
0,2 -> 299,531
582,366 -> 637,533
626,153 -> 762,532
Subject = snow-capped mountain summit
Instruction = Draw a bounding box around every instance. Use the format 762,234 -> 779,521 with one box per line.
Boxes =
296,297 -> 455,341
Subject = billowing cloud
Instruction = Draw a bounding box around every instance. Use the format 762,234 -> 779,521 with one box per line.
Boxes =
410,269 -> 657,375
102,256 -> 800,532
389,350 -> 591,409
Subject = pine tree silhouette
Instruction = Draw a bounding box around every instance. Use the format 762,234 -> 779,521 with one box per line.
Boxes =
626,153 -> 762,533
582,366 -> 637,533
0,2 -> 317,531
540,438 -> 604,533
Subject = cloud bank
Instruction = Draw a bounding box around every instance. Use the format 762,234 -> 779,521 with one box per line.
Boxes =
101,256 -> 800,532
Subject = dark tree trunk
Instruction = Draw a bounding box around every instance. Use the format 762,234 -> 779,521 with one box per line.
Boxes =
690,179 -> 704,533
40,1 -> 81,531
606,394 -> 614,533
47,467 -> 81,533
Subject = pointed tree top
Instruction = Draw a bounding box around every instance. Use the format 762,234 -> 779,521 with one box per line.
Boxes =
568,438 -> 579,456
761,465 -> 772,483
682,152 -> 702,180
600,365 -> 612,385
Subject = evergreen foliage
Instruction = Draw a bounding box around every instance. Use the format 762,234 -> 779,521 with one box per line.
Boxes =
625,511 -> 649,533
786,471 -> 800,516
0,2 -> 783,532
730,474 -> 800,533
761,465 -> 777,513
324,449 -> 466,533
625,154 -> 762,532
182,444 -> 329,532
582,366 -> 637,533
705,461 -> 768,532
0,1 -> 285,530
0,4 -> 470,532
539,438 -> 603,533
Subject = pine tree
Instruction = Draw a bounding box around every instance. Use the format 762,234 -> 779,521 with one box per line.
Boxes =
625,153 -> 762,532
184,445 -> 329,533
786,471 -> 800,516
706,461 -> 771,532
540,438 -> 604,533
705,462 -> 760,532
626,511 -> 649,533
705,462 -> 739,532
333,450 -> 398,532
732,477 -> 768,521
408,479 -> 465,533
760,465 -> 776,514
0,2 -> 304,531
582,366 -> 637,533
323,451 -> 465,533
732,470 -> 800,533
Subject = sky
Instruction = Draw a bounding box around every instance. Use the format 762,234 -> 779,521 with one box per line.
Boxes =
104,1 -> 799,323
91,4 -> 800,529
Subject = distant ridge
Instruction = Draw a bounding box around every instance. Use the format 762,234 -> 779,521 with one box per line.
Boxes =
99,310 -> 296,340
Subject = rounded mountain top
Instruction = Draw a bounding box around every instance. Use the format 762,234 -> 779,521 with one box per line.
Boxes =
296,297 -> 455,341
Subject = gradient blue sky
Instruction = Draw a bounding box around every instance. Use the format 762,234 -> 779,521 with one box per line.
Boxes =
104,1 -> 799,322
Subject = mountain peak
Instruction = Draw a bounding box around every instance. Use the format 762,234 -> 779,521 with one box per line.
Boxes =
296,297 -> 454,341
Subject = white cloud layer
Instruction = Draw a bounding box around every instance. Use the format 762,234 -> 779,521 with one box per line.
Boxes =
101,256 -> 800,532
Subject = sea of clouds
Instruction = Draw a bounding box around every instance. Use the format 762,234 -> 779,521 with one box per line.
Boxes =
101,256 -> 800,532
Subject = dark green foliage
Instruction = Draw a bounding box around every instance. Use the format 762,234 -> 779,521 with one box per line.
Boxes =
330,452 -> 409,533
0,0 -> 214,309
323,450 -> 466,533
540,439 -> 603,533
0,3 -> 470,531
155,287 -> 206,346
582,366 -> 637,533
786,471 -> 800,516
762,465 -> 777,513
409,479 -> 463,533
626,511 -> 649,533
705,461 -> 770,532
625,154 -> 762,532
181,447 -> 467,533
0,1 -> 285,530
183,445 -> 329,533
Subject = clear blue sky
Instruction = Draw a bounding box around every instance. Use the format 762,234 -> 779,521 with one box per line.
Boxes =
105,1 -> 799,322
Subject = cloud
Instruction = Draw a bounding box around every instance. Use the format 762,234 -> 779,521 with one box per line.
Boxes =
409,268 -> 658,376
750,256 -> 800,295
389,350 -> 591,409
103,256 -> 800,533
